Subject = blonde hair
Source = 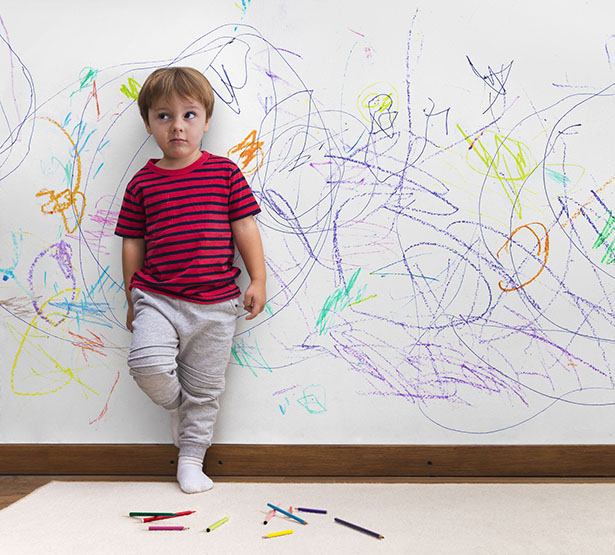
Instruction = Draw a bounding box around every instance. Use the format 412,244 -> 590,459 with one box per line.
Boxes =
137,67 -> 215,124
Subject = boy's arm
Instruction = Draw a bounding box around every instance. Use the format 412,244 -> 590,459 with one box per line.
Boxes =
121,237 -> 145,331
231,215 -> 266,320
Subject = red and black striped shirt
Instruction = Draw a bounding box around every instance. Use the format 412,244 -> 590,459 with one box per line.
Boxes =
114,151 -> 260,304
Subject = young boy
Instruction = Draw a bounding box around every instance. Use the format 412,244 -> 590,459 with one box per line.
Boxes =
114,67 -> 266,493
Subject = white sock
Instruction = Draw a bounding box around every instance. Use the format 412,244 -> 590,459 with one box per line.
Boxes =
177,456 -> 213,494
169,409 -> 180,448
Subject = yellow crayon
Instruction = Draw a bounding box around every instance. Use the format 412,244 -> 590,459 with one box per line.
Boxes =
262,529 -> 294,539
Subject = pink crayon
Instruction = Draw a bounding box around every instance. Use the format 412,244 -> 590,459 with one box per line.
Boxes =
263,508 -> 276,525
148,525 -> 189,531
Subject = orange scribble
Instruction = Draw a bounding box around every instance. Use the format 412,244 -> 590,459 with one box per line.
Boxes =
563,175 -> 615,228
36,117 -> 86,234
227,129 -> 264,176
497,222 -> 549,292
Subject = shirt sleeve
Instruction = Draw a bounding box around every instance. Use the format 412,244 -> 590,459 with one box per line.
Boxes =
227,163 -> 261,221
114,181 -> 146,238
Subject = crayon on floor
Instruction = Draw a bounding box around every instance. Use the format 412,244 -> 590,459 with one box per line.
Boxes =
295,507 -> 327,514
263,509 -> 276,524
263,530 -> 294,539
143,510 -> 195,523
266,503 -> 308,525
206,516 -> 229,532
334,517 -> 384,540
129,512 -> 177,517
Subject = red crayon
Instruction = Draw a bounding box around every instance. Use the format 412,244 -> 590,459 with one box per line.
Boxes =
143,510 -> 195,523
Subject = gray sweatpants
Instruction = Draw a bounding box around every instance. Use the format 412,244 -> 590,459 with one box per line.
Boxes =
127,288 -> 238,460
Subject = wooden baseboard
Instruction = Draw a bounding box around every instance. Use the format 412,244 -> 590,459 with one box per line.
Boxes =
1,444 -> 615,477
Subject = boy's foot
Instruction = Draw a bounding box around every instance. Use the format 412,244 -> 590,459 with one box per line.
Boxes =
177,455 -> 213,493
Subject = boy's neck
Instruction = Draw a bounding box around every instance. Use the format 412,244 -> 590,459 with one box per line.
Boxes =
155,150 -> 203,170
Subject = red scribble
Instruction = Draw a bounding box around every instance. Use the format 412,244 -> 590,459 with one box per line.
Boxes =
89,370 -> 120,425
91,79 -> 101,119
68,330 -> 106,361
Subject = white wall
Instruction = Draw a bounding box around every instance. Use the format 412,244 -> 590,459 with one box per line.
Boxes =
1,0 -> 615,444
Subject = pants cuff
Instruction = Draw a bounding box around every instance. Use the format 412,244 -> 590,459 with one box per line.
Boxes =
178,443 -> 207,461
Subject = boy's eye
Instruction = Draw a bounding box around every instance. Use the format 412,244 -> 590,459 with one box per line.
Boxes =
185,112 -> 196,119
157,113 -> 169,120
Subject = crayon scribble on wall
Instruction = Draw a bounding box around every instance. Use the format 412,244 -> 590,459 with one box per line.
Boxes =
1,2 -> 615,442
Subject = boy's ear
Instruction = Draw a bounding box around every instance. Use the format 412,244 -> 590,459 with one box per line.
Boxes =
144,120 -> 153,135
203,118 -> 210,133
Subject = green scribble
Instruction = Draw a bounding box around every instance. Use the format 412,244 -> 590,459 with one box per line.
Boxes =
231,335 -> 271,377
120,78 -> 142,101
316,268 -> 373,335
297,385 -> 326,414
593,210 -> 615,264
49,156 -> 72,186
71,67 -> 98,97
544,167 -> 569,186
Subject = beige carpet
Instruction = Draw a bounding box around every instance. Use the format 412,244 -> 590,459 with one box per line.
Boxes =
1,481 -> 614,554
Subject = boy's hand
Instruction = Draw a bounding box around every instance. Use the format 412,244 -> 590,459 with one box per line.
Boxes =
231,215 -> 266,320
243,280 -> 266,320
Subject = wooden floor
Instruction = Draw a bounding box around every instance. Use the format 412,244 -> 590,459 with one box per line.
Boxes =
3,475 -> 615,511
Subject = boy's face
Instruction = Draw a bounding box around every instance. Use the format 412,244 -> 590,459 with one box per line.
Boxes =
145,94 -> 210,169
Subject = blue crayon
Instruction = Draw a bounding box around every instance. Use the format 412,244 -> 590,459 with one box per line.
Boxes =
266,503 -> 308,525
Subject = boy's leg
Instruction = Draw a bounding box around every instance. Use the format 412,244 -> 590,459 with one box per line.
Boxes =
127,289 -> 181,414
174,298 -> 238,493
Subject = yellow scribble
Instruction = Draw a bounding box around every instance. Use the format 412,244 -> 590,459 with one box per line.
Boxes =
458,125 -> 538,219
10,288 -> 98,397
357,81 -> 399,125
119,77 -> 141,101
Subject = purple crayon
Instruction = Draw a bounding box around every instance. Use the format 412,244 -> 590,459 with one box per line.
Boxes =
295,507 -> 327,514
